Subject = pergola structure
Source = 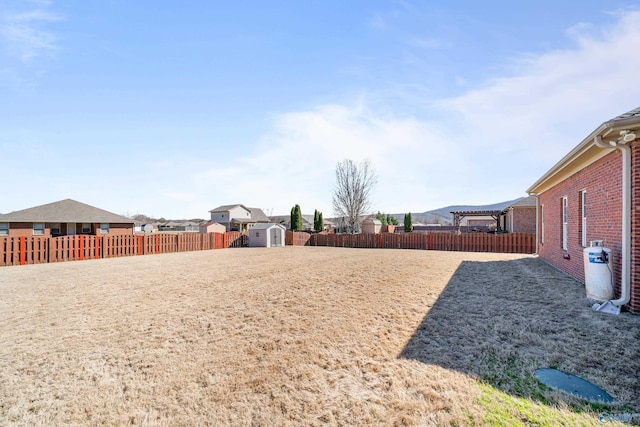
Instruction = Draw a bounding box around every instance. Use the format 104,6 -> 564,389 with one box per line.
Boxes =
450,209 -> 504,233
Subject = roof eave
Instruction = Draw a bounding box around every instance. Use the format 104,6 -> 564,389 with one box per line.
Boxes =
527,116 -> 640,195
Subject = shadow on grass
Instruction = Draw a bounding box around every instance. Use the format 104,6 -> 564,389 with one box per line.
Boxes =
399,257 -> 640,417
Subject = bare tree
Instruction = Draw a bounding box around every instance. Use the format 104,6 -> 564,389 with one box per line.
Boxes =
332,158 -> 377,233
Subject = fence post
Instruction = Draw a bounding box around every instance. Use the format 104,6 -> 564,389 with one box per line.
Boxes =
19,236 -> 25,266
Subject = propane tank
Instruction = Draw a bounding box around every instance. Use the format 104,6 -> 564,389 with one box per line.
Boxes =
583,240 -> 614,301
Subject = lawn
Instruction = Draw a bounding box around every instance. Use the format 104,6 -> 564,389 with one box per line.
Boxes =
0,247 -> 638,426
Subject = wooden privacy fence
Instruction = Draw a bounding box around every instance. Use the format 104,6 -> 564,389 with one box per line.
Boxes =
286,231 -> 311,246
310,232 -> 536,254
0,232 -> 237,266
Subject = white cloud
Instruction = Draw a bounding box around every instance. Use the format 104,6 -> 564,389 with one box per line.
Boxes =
191,102 -> 460,216
439,9 -> 640,161
0,0 -> 63,62
369,13 -> 386,30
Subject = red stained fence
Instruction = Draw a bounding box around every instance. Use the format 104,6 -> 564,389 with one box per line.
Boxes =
310,232 -> 536,254
0,231 -> 535,267
0,232 -> 233,267
285,231 -> 311,246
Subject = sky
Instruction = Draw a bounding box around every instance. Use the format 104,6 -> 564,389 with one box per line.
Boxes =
2,0 -> 640,219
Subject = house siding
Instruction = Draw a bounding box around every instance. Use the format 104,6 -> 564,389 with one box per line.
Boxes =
537,147 -> 634,310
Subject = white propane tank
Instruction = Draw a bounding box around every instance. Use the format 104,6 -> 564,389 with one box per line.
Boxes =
583,240 -> 614,301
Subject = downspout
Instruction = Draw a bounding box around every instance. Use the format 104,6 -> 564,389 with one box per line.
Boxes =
530,194 -> 540,255
594,136 -> 631,308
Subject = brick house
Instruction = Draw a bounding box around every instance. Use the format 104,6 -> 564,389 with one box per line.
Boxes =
0,199 -> 134,237
527,107 -> 640,313
502,196 -> 537,234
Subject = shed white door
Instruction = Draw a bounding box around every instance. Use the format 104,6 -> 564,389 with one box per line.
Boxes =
67,223 -> 76,235
270,228 -> 280,246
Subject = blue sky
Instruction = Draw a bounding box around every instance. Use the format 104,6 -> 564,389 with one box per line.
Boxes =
2,0 -> 640,219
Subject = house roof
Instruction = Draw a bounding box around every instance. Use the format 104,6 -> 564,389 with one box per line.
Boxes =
505,196 -> 537,209
247,207 -> 270,223
528,106 -> 640,195
209,204 -> 250,213
0,199 -> 133,224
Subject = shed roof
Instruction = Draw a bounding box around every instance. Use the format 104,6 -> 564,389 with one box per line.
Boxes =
250,223 -> 286,230
362,218 -> 383,225
0,199 -> 133,224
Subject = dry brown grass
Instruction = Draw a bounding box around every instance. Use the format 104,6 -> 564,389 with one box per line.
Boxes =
0,247 -> 638,426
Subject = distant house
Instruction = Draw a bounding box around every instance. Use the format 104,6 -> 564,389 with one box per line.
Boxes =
527,106 -> 640,314
248,223 -> 286,247
199,221 -> 226,234
0,199 -> 134,237
502,196 -> 536,233
209,204 -> 270,232
269,214 -> 335,231
361,218 -> 382,234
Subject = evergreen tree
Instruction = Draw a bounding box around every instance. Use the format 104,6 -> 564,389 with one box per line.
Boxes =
387,214 -> 399,226
293,204 -> 303,231
290,206 -> 296,230
318,212 -> 324,231
376,211 -> 388,226
313,209 -> 319,231
404,212 -> 413,232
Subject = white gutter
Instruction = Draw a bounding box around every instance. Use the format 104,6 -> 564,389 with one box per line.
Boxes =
594,136 -> 631,308
531,193 -> 539,255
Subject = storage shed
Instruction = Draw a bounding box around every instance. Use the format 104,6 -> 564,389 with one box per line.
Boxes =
248,223 -> 286,247
199,221 -> 226,234
361,218 -> 382,234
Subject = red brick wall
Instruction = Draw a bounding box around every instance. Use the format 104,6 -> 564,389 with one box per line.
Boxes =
538,141 -> 639,312
511,207 -> 536,233
631,141 -> 640,312
4,222 -> 133,237
97,223 -> 134,236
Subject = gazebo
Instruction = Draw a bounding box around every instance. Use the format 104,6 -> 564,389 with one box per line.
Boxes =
450,210 -> 503,233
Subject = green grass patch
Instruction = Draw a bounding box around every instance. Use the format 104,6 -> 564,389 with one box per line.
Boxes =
477,382 -> 631,426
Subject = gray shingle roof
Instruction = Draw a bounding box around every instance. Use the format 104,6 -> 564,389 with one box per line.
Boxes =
0,199 -> 133,223
613,106 -> 640,120
209,204 -> 249,213
246,207 -> 270,223
508,196 -> 537,208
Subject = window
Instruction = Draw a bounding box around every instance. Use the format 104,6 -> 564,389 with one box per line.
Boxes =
580,190 -> 587,247
0,223 -> 8,236
33,223 -> 45,236
540,205 -> 545,245
51,223 -> 61,235
82,223 -> 91,234
561,197 -> 568,250
100,223 -> 109,234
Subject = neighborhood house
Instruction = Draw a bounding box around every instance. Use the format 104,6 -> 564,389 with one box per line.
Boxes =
527,106 -> 640,313
209,204 -> 270,232
0,199 -> 134,237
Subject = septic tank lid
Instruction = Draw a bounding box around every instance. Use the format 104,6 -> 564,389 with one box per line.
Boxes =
534,368 -> 614,403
